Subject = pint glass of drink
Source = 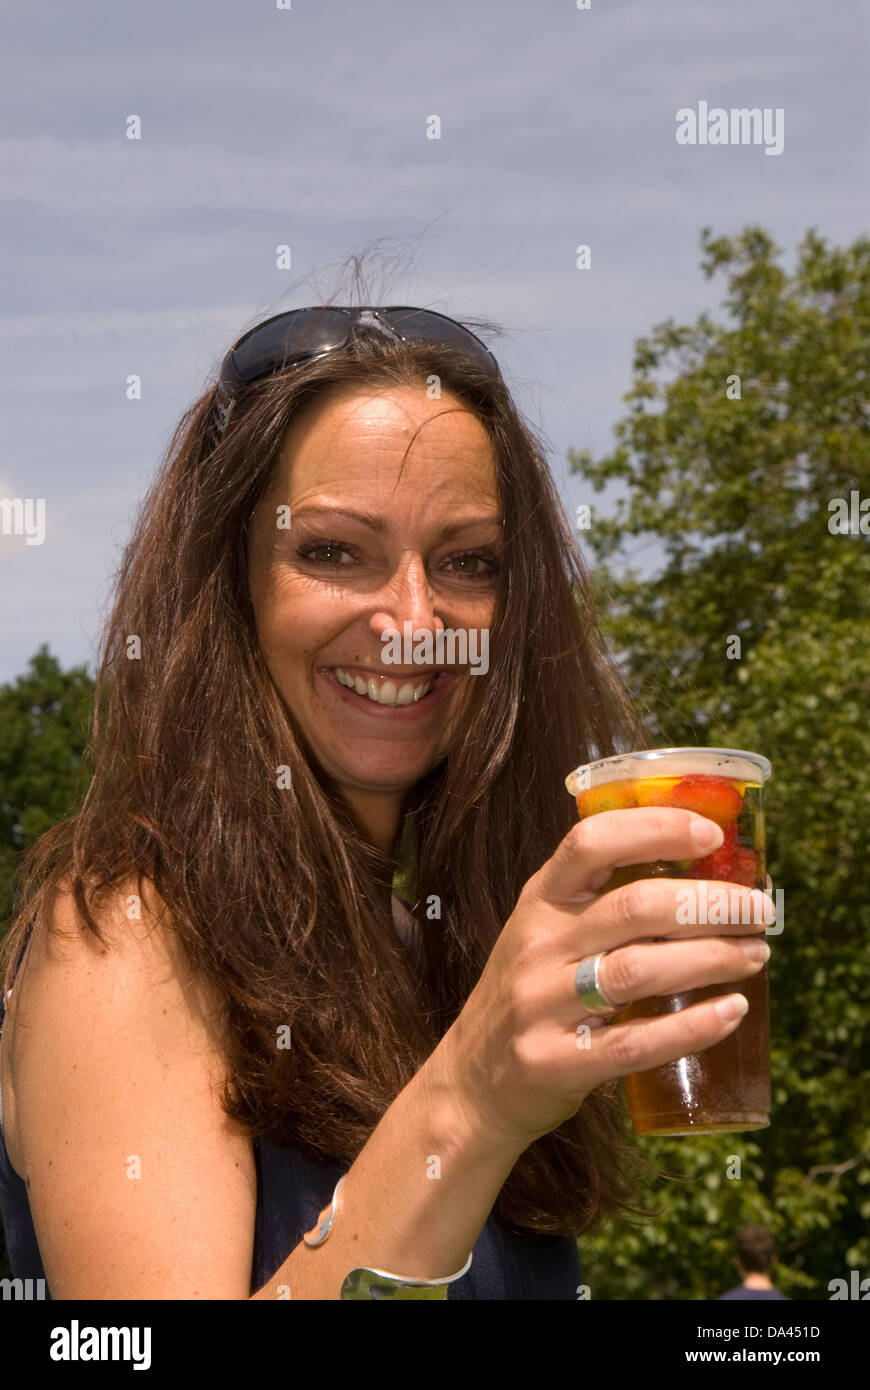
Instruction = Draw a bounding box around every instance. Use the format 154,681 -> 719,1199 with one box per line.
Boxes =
564,747 -> 772,1136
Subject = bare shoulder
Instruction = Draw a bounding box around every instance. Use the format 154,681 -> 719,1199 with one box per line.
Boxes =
6,873 -> 227,1097
3,873 -> 257,1298
21,871 -> 207,987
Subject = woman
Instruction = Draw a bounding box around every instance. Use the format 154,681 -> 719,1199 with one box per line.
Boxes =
0,304 -> 763,1299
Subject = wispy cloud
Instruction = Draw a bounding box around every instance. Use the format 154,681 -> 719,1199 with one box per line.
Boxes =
0,303 -> 253,344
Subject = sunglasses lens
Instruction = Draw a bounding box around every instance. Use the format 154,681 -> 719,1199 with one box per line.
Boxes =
231,308 -> 351,383
382,309 -> 499,377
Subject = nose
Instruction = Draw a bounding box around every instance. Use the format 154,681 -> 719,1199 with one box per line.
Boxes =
368,552 -> 445,652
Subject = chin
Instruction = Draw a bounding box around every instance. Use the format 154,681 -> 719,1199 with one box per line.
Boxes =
336,765 -> 427,792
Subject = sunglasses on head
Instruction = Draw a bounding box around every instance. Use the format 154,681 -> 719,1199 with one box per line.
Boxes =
211,305 -> 502,443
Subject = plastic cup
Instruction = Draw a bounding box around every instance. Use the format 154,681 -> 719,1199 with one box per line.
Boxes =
565,747 -> 772,1136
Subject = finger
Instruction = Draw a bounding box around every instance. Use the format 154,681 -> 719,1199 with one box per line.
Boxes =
549,993 -> 752,1092
583,934 -> 769,1015
523,931 -> 769,1030
597,992 -> 752,1075
534,809 -> 726,903
581,875 -> 776,956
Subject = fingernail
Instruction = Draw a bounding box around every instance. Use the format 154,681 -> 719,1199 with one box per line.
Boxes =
715,993 -> 749,1022
738,938 -> 770,962
690,818 -> 725,851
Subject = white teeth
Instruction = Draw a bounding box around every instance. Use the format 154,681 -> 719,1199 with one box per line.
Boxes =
331,667 -> 434,705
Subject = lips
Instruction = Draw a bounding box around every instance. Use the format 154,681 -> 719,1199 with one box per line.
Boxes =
331,664 -> 437,706
318,665 -> 459,720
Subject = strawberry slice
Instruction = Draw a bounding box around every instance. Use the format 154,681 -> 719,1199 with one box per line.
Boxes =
662,774 -> 744,828
730,847 -> 759,887
691,824 -> 738,879
575,779 -> 638,818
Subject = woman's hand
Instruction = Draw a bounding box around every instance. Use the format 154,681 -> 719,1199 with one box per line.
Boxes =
439,808 -> 774,1151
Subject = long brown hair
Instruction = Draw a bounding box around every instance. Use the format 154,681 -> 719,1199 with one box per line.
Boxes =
2,289 -> 655,1235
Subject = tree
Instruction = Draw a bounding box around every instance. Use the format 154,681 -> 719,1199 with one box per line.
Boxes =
0,645 -> 94,936
570,226 -> 870,1299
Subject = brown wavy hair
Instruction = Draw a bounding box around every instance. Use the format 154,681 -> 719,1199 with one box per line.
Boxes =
2,287 -> 655,1236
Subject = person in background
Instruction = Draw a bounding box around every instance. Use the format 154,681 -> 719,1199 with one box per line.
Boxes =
717,1224 -> 790,1300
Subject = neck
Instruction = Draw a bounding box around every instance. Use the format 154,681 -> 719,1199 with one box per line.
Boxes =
741,1273 -> 773,1288
340,788 -> 404,856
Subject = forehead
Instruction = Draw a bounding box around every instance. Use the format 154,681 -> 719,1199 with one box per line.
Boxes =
274,385 -> 498,504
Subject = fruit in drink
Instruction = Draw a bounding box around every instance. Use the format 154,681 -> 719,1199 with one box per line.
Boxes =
662,774 -> 744,827
574,781 -> 637,817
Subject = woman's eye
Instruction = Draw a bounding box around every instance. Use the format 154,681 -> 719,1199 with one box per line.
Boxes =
444,549 -> 500,580
297,540 -> 356,566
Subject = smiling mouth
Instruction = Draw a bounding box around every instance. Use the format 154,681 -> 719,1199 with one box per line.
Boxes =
329,664 -> 444,706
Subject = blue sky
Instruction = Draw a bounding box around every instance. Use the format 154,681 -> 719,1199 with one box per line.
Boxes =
1,0 -> 867,683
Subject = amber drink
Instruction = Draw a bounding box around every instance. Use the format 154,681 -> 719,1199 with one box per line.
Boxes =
565,747 -> 772,1136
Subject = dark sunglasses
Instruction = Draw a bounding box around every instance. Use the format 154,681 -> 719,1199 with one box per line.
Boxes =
211,305 -> 502,443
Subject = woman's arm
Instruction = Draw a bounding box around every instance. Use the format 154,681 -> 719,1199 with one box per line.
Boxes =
251,1038 -> 522,1299
9,882 -> 258,1298
8,883 -> 524,1300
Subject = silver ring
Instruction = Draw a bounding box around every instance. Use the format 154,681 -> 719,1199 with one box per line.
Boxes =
575,952 -> 627,1016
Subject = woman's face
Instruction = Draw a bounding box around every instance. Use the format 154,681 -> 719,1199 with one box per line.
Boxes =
247,384 -> 503,847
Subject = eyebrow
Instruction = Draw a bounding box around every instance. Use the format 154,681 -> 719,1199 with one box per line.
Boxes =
291,505 -> 503,540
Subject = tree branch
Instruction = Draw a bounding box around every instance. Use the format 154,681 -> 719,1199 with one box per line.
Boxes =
802,1153 -> 869,1187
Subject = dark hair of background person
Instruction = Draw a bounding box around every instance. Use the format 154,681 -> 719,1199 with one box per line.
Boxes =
735,1225 -> 778,1273
0,273 -> 658,1236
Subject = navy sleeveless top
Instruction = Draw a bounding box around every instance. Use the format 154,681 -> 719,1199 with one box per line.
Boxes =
0,921 -> 582,1300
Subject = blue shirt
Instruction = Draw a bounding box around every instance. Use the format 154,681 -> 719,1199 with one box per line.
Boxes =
0,918 -> 581,1299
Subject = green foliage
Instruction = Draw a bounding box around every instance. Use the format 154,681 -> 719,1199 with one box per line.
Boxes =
0,645 -> 95,931
572,226 -> 870,1300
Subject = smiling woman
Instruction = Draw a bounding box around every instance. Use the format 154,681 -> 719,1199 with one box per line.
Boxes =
0,292 -> 656,1301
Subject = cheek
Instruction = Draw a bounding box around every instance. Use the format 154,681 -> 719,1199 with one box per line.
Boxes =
249,569 -> 298,664
454,594 -> 497,645
254,574 -> 338,676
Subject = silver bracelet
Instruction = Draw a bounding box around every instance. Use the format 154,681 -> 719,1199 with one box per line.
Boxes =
302,1174 -> 474,1300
